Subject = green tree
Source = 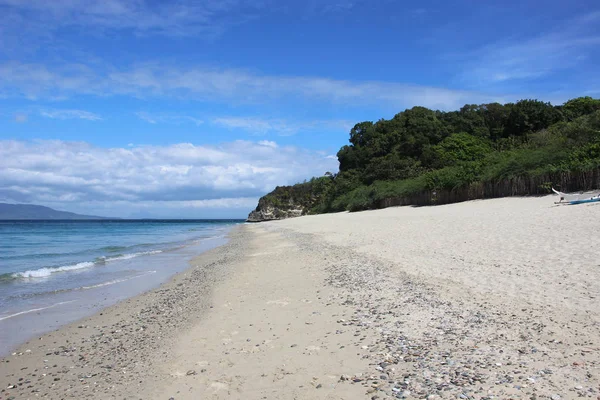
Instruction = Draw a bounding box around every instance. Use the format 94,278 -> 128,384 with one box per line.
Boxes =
348,121 -> 374,147
337,145 -> 363,172
504,99 -> 563,137
481,102 -> 511,140
562,97 -> 600,121
392,106 -> 448,158
441,105 -> 489,138
430,132 -> 492,167
363,154 -> 421,183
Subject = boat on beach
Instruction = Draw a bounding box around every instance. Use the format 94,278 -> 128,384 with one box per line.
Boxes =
552,188 -> 600,205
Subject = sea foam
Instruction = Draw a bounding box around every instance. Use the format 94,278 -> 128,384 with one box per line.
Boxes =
12,250 -> 163,279
101,250 -> 162,262
80,270 -> 156,290
13,262 -> 95,278
0,300 -> 77,321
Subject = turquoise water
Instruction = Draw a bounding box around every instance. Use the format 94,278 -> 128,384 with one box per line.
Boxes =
0,219 -> 242,354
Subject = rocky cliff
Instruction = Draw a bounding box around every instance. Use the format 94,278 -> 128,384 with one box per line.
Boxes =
246,183 -> 317,222
246,203 -> 305,222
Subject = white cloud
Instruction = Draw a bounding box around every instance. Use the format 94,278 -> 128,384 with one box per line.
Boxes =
463,12 -> 600,85
319,1 -> 356,14
136,112 -> 203,126
0,139 -> 338,217
258,140 -> 278,148
14,113 -> 28,123
0,61 -> 508,110
0,0 -> 265,38
40,109 -> 102,121
213,117 -> 281,134
136,112 -> 156,124
212,116 -> 353,136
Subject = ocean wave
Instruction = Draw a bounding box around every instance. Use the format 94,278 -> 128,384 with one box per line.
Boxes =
198,234 -> 226,241
4,271 -> 158,300
0,300 -> 77,322
189,234 -> 226,244
1,244 -> 159,261
80,270 -> 156,289
96,250 -> 163,263
99,245 -> 128,252
13,262 -> 95,278
9,250 -> 163,280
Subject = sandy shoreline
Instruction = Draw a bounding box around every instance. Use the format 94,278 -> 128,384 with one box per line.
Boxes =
0,235 -> 229,358
0,229 -> 248,399
2,196 -> 599,399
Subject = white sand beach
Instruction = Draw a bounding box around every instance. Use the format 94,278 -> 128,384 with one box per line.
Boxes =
2,196 -> 599,399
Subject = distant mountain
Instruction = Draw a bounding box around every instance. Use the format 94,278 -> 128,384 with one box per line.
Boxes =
0,203 -> 113,220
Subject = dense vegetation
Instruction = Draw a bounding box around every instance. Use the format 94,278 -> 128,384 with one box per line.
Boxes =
256,97 -> 600,214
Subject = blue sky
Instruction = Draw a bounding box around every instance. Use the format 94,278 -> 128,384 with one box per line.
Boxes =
1,0 -> 599,218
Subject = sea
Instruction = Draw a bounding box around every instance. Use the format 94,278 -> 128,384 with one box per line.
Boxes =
0,219 -> 242,355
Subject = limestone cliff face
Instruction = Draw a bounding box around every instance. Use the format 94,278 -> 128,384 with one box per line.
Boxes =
246,203 -> 304,222
246,185 -> 313,222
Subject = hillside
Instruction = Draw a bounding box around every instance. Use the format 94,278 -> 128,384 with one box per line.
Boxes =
0,203 -> 111,220
249,97 -> 600,221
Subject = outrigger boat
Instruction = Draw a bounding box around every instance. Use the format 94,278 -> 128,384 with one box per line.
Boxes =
552,188 -> 600,205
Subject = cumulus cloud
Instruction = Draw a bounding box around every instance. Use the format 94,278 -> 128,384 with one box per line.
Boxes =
0,139 -> 338,217
258,140 -> 278,148
40,109 -> 102,121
